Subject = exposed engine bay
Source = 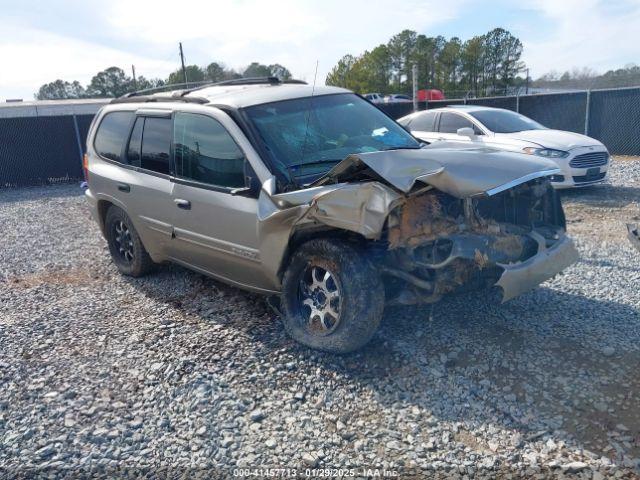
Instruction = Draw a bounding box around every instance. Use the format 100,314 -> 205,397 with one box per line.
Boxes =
379,178 -> 570,305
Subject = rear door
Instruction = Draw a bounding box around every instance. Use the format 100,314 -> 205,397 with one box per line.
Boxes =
406,111 -> 439,143
91,110 -> 175,259
120,113 -> 176,257
168,110 -> 272,291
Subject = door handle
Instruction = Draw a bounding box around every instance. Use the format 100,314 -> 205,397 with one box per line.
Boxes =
117,183 -> 130,192
174,199 -> 191,210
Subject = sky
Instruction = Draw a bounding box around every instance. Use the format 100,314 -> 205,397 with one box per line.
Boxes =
0,0 -> 639,100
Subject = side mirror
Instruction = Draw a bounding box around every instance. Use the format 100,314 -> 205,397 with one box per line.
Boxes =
457,127 -> 475,138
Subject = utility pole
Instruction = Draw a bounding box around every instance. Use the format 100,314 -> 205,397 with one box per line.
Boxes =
131,65 -> 137,91
525,67 -> 529,95
412,64 -> 418,112
179,42 -> 187,85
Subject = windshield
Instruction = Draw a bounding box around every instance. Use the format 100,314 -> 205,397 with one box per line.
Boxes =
244,93 -> 420,181
469,109 -> 546,133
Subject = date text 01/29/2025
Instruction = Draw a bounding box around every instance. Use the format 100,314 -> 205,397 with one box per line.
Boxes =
232,467 -> 400,477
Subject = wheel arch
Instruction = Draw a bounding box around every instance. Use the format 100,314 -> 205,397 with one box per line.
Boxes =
277,227 -> 369,282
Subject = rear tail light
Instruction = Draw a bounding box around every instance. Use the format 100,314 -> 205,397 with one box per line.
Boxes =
82,153 -> 89,182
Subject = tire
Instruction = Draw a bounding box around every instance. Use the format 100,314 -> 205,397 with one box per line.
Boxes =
105,206 -> 154,277
281,238 -> 385,353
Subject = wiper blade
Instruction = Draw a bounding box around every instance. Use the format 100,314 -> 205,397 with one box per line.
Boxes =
381,145 -> 422,151
287,159 -> 342,168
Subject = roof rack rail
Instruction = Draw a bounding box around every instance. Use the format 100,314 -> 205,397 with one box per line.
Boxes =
118,77 -> 308,100
179,76 -> 307,96
109,95 -> 209,105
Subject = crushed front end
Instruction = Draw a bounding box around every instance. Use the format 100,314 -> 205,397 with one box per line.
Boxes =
379,177 -> 578,304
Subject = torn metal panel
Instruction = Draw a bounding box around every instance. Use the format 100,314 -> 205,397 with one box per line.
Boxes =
313,146 -> 561,198
628,224 -> 640,253
496,234 -> 579,302
304,182 -> 402,239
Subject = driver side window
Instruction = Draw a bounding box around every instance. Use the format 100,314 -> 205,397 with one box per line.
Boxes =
173,112 -> 246,188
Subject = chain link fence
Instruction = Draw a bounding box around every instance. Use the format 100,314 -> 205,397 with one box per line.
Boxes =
378,86 -> 640,156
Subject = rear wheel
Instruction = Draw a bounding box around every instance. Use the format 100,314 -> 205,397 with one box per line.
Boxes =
281,238 -> 384,353
105,206 -> 153,277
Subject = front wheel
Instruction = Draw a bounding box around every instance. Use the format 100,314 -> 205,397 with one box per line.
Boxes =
281,238 -> 385,353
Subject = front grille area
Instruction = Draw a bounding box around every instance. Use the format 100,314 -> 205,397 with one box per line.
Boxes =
569,151 -> 609,168
573,172 -> 606,183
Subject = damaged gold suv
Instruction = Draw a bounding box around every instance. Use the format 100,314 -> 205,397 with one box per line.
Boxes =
85,78 -> 578,353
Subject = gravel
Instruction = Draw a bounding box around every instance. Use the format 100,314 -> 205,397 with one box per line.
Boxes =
1,157 -> 639,478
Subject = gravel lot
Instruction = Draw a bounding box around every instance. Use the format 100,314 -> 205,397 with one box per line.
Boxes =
1,157 -> 639,478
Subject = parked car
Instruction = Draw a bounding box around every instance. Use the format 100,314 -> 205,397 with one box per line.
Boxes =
384,94 -> 412,103
398,106 -> 610,188
84,78 -> 577,353
363,92 -> 385,104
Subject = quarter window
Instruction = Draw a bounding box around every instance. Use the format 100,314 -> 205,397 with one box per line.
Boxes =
94,111 -> 134,162
438,112 -> 475,134
141,117 -> 172,175
173,112 -> 245,188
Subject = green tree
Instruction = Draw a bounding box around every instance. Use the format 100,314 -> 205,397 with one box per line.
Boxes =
134,76 -> 165,92
268,64 -> 292,80
325,54 -> 358,88
205,62 -> 241,82
439,37 -> 462,93
460,36 -> 485,96
387,29 -> 417,89
243,62 -> 272,78
36,80 -> 86,100
166,65 -> 206,85
86,67 -> 133,98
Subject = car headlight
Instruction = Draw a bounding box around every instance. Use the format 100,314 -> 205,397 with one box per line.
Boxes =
522,147 -> 570,158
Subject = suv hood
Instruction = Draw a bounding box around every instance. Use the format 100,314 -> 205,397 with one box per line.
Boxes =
312,145 -> 560,198
498,129 -> 603,150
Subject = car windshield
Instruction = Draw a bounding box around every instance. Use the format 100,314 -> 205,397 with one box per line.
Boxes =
245,93 -> 420,181
469,109 -> 546,133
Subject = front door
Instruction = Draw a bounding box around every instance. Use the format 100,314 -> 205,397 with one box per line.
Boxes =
436,112 -> 483,144
167,111 -> 272,291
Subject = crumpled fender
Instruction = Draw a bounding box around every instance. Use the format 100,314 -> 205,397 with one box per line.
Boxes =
302,182 -> 402,239
256,181 -> 402,287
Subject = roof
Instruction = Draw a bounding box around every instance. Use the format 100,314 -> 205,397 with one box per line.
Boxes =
185,83 -> 350,108
438,105 -> 501,113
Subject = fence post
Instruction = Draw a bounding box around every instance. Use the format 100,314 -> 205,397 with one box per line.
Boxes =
584,89 -> 591,136
72,114 -> 84,165
516,93 -> 520,113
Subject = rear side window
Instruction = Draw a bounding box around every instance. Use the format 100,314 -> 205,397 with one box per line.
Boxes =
126,117 -> 144,167
409,111 -> 437,132
141,117 -> 172,175
173,112 -> 245,188
438,112 -> 474,133
94,111 -> 134,162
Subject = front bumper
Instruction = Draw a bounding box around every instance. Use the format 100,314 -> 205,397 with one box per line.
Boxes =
495,234 -> 579,302
550,147 -> 610,189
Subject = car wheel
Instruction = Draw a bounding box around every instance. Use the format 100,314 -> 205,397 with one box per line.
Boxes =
105,206 -> 154,277
281,238 -> 385,353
